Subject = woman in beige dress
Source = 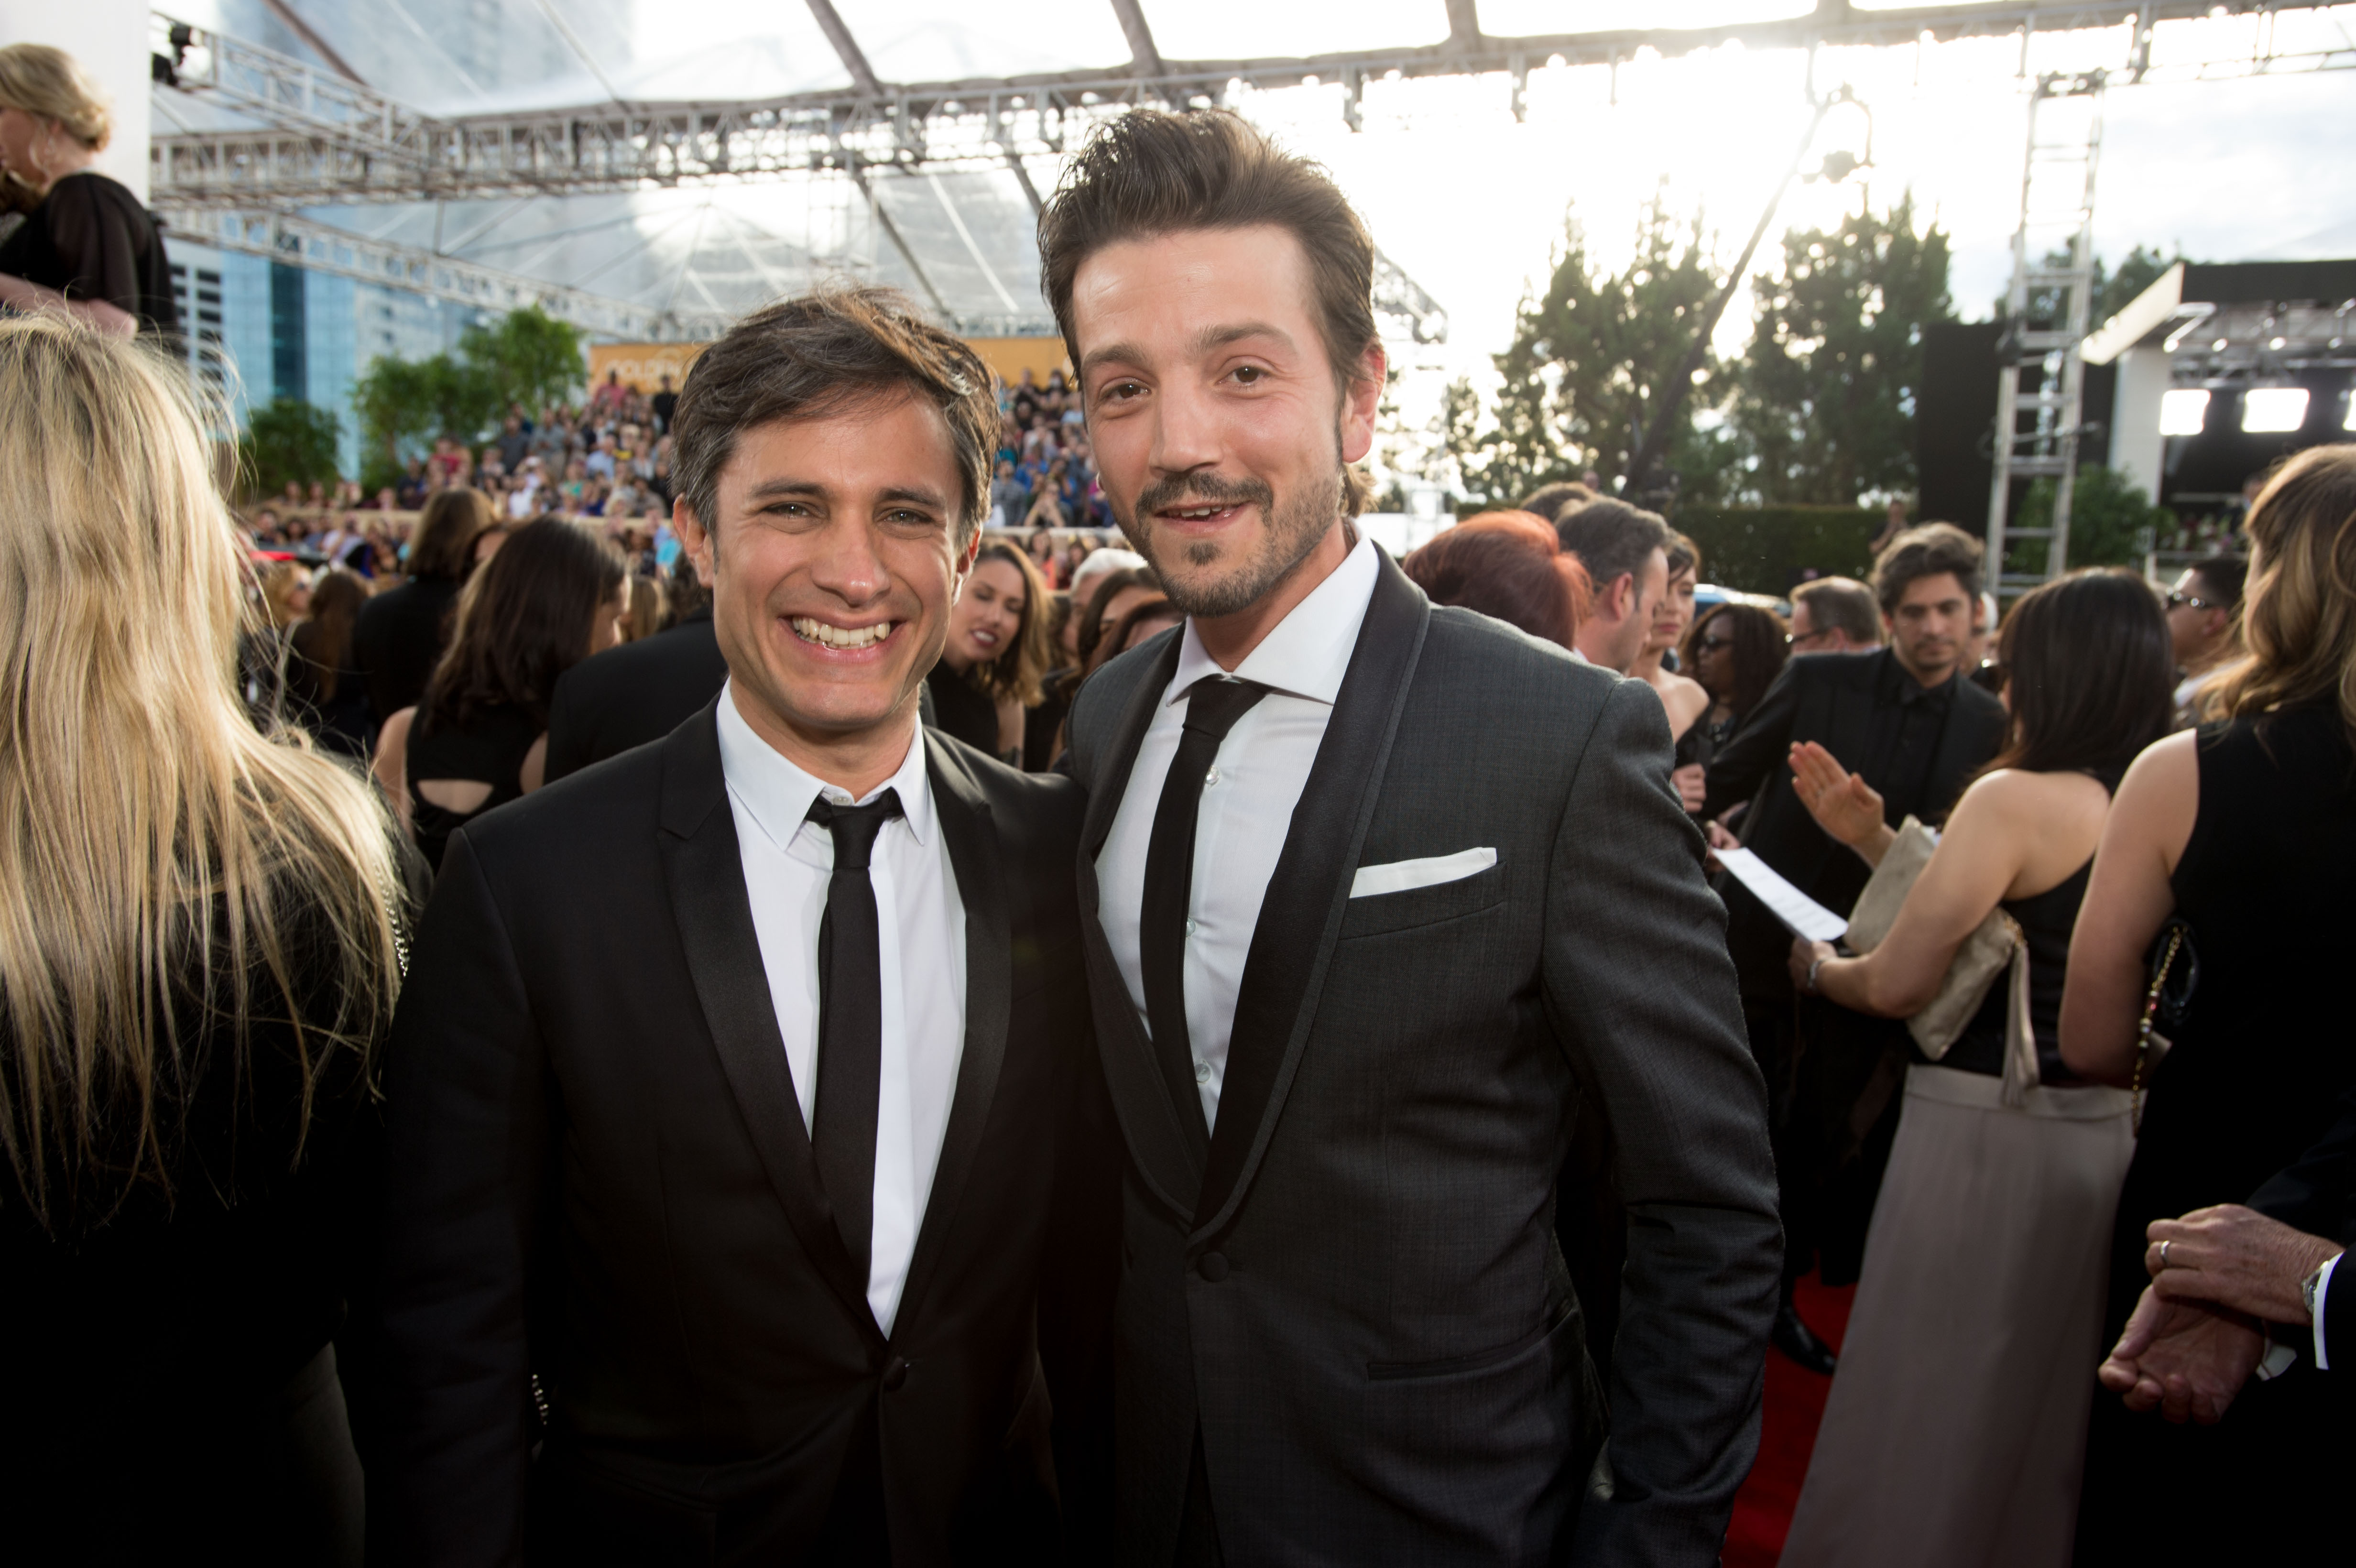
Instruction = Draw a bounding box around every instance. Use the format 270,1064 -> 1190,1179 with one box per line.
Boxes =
1777,569 -> 2174,1568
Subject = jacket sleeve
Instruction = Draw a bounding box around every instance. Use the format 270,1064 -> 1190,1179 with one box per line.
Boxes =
1546,681 -> 1782,1568
1701,658 -> 1803,821
371,829 -> 549,1568
2248,1082 -> 2356,1246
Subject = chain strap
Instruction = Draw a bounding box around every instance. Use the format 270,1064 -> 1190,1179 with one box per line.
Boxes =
2132,925 -> 2185,1135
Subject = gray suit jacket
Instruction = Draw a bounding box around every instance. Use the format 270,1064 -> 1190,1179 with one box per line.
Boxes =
1066,550 -> 1780,1567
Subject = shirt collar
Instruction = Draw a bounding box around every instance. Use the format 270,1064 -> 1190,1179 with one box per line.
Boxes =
714,681 -> 936,854
1167,528 -> 1382,708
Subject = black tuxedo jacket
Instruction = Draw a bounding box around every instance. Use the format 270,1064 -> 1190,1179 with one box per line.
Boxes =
1702,647 -> 2007,1000
374,705 -> 1115,1566
1066,552 -> 1778,1567
543,610 -> 731,784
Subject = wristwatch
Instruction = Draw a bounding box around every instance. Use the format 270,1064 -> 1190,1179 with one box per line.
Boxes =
1805,954 -> 1828,996
2303,1259 -> 2330,1323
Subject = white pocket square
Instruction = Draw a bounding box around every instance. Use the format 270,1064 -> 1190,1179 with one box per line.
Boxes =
1349,847 -> 1497,899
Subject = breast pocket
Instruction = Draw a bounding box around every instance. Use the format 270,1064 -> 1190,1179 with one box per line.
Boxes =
1338,860 -> 1505,941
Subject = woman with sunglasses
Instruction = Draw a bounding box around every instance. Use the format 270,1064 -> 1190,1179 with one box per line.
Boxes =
1676,600 -> 1790,806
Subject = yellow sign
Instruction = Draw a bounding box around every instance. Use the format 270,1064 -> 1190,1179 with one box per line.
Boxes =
586,336 -> 1071,398
588,342 -> 707,396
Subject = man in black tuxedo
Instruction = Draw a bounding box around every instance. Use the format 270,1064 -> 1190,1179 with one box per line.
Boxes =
1044,109 -> 1778,1566
541,568 -> 729,783
1702,522 -> 2007,1370
374,289 -> 1114,1565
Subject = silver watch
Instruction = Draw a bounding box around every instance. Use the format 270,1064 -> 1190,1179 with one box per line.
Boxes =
2303,1260 -> 2331,1322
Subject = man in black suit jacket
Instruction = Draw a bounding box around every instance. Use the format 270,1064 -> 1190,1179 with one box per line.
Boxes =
542,583 -> 730,783
1702,523 -> 2007,1366
375,290 -> 1113,1565
1044,109 -> 1778,1567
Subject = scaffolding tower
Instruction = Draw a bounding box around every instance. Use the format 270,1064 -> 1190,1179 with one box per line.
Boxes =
1987,69 -> 2106,597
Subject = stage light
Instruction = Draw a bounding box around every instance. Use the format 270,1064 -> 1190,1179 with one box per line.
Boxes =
2160,388 -> 2210,436
2242,388 -> 2309,434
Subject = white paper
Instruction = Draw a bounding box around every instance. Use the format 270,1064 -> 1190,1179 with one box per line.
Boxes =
1716,848 -> 1849,943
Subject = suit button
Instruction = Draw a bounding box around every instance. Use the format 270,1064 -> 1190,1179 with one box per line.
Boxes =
1197,1252 -> 1229,1283
882,1356 -> 909,1392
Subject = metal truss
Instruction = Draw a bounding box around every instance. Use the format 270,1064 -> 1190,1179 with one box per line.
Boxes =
152,5 -> 2356,212
159,207 -> 734,341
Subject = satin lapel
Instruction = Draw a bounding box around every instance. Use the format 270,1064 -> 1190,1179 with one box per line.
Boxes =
893,733 -> 1012,1337
1074,634 -> 1205,1217
656,704 -> 880,1341
1192,554 -> 1432,1235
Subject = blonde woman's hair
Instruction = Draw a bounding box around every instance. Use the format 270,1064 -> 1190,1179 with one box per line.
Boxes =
0,316 -> 402,1226
2205,444 -> 2356,740
257,559 -> 308,628
961,540 -> 1053,707
0,44 -> 112,152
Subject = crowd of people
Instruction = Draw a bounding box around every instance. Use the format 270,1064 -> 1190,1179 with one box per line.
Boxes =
5,36 -> 2354,1568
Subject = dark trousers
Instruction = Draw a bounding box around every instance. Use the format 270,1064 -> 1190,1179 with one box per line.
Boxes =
1746,996 -> 1909,1292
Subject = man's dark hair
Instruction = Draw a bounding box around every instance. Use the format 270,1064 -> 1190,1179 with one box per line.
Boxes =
1554,498 -> 1672,593
1792,576 -> 1882,645
2189,553 -> 2248,610
1516,480 -> 1594,524
407,487 -> 493,581
1979,567 -> 2173,784
1038,106 -> 1379,419
1870,521 -> 1984,614
669,287 -> 997,539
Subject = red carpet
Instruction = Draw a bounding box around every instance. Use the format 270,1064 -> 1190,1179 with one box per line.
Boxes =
1724,1273 -> 1857,1568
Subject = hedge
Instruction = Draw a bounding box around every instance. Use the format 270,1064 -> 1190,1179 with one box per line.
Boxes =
1672,505 -> 1883,598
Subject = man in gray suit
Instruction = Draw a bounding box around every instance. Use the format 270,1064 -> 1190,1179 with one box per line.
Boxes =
1040,109 -> 1779,1566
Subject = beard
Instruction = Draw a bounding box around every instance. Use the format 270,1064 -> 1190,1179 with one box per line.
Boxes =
1115,459 -> 1345,621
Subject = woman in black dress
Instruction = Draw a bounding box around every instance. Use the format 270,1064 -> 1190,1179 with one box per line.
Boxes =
286,567 -> 377,762
1676,599 -> 1788,800
0,316 -> 404,1562
372,517 -> 627,871
926,539 -> 1050,764
2062,444 -> 2356,1560
0,45 -> 176,337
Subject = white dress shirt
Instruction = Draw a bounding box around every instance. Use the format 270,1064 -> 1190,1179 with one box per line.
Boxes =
715,686 -> 967,1335
1095,532 -> 1381,1131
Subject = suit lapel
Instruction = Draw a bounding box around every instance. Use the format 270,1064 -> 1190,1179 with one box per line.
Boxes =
891,733 -> 1012,1338
1193,553 -> 1431,1235
1074,633 -> 1207,1218
656,703 -> 881,1342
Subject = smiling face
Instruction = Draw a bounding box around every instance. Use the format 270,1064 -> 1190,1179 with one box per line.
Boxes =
1072,224 -> 1383,625
945,554 -> 1027,673
676,394 -> 975,760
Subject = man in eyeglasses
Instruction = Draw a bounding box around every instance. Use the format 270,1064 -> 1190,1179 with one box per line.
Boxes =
2165,555 -> 2247,727
1786,577 -> 1881,657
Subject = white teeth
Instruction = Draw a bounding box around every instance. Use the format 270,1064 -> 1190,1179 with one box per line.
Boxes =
791,617 -> 893,650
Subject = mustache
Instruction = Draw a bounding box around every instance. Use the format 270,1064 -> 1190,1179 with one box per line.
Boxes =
1134,473 -> 1275,517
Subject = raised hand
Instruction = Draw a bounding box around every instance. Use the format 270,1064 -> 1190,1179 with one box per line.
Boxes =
2097,1285 -> 2265,1425
1789,741 -> 1886,851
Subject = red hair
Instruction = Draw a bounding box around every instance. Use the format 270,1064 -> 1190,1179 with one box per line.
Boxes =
1401,512 -> 1592,650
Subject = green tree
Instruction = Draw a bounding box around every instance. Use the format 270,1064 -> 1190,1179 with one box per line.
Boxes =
240,396 -> 343,498
1444,189 -> 1733,508
2005,464 -> 2174,577
460,304 -> 587,415
1728,191 -> 1954,507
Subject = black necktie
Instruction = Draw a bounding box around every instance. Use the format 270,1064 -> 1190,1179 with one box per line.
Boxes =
808,789 -> 902,1277
1140,678 -> 1268,1137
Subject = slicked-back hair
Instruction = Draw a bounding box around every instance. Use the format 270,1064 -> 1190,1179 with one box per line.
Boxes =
1555,498 -> 1671,595
1871,521 -> 1984,614
670,287 -> 997,541
1792,576 -> 1882,646
1039,108 -> 1380,408
1516,481 -> 1594,524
